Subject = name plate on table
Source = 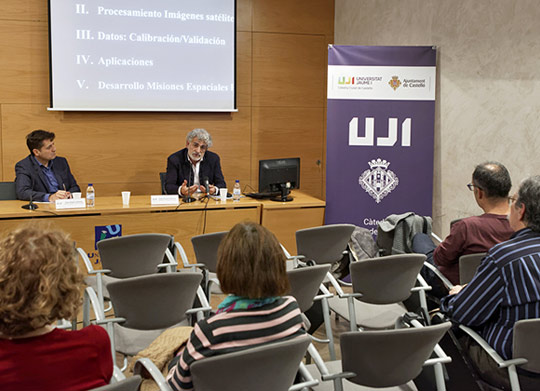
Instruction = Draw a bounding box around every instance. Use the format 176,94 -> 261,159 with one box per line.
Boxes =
55,198 -> 86,209
151,195 -> 179,206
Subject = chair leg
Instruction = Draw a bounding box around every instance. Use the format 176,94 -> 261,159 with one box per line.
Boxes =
433,362 -> 447,391
83,293 -> 90,327
347,297 -> 358,332
106,322 -> 117,368
507,366 -> 521,391
321,297 -> 336,360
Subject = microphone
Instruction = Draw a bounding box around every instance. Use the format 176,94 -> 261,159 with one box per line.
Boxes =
183,163 -> 196,203
22,192 -> 38,210
203,176 -> 210,196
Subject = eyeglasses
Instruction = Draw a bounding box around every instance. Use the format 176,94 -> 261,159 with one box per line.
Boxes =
508,195 -> 518,205
467,183 -> 482,191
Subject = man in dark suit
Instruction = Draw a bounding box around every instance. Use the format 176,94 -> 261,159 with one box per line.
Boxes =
165,128 -> 226,196
15,129 -> 80,202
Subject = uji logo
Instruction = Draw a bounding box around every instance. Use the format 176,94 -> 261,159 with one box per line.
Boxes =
388,76 -> 401,90
94,224 -> 122,249
359,158 -> 399,203
338,76 -> 355,85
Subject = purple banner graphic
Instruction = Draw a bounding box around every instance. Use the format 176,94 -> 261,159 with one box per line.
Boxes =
326,46 -> 436,234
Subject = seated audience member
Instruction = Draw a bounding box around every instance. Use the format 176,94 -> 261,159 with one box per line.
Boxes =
15,129 -> 80,202
0,226 -> 112,391
166,222 -> 305,391
441,176 -> 540,390
413,161 -> 514,291
165,128 -> 226,197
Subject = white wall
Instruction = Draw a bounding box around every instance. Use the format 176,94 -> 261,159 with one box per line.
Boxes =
335,0 -> 540,236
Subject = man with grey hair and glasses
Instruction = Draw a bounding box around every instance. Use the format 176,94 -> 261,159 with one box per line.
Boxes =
440,176 -> 540,390
165,128 -> 226,197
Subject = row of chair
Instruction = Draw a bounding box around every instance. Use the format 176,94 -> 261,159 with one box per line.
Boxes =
80,228 -> 454,390
78,224 -> 539,391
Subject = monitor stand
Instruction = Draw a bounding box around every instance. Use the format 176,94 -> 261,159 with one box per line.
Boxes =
270,186 -> 293,202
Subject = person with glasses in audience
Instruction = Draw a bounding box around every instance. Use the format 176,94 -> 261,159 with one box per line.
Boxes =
165,128 -> 226,197
166,222 -> 306,391
413,161 -> 514,296
0,225 -> 112,391
440,176 -> 540,390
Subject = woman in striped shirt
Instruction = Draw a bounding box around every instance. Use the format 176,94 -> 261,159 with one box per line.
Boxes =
167,222 -> 306,391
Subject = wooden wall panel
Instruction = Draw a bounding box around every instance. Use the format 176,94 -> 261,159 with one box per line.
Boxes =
236,32 -> 252,107
0,20 -> 49,104
2,105 -> 251,193
252,33 -> 327,107
2,1 -> 47,21
252,107 -> 324,197
252,0 -> 334,35
237,0 -> 253,32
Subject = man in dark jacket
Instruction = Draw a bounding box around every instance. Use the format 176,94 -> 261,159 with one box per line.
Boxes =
165,128 -> 226,197
15,130 -> 80,202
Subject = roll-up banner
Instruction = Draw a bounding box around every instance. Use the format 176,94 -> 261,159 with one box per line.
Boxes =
326,46 -> 436,234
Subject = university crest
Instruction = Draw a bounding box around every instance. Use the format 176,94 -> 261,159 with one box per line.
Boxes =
388,76 -> 401,90
359,158 -> 399,203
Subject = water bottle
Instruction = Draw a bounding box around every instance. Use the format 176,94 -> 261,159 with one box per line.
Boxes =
233,180 -> 241,201
86,184 -> 95,207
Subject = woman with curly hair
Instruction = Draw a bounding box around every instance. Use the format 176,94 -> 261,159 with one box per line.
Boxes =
166,222 -> 306,391
0,225 -> 113,390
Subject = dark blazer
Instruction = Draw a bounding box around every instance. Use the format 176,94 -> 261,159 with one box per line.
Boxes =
165,148 -> 226,195
15,155 -> 80,201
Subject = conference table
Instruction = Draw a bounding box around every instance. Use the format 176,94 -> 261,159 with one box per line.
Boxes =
0,191 -> 325,270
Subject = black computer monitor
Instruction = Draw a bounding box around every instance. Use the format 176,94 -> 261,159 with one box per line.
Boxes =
258,158 -> 300,202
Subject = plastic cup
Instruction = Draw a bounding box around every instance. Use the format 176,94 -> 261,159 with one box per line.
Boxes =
122,191 -> 131,205
72,192 -> 82,199
219,188 -> 228,202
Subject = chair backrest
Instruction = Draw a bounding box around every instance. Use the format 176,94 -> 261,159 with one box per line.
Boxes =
191,336 -> 311,391
97,234 -> 172,278
90,375 -> 142,391
341,322 -> 451,387
287,264 -> 331,312
350,254 -> 426,304
191,231 -> 228,272
0,182 -> 17,200
295,224 -> 355,264
159,172 -> 167,195
513,318 -> 540,374
107,273 -> 202,330
459,253 -> 486,285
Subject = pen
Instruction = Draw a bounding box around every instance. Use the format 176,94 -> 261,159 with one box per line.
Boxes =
63,183 -> 71,199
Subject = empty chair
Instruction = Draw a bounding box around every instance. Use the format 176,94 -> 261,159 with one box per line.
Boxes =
287,264 -> 332,313
306,322 -> 452,391
90,375 -> 142,391
78,233 -> 177,316
294,224 -> 355,359
328,254 -> 428,330
286,264 -> 335,357
295,224 -> 355,266
159,172 -> 167,195
459,318 -> 540,391
459,252 -> 486,285
190,230 -> 228,297
87,273 -> 207,368
0,182 -> 17,200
